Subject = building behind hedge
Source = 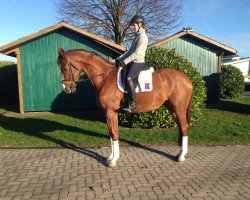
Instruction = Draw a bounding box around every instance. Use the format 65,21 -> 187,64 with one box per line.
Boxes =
149,28 -> 237,101
0,22 -> 125,113
222,56 -> 250,83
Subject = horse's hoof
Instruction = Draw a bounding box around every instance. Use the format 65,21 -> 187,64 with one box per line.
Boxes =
106,157 -> 117,167
177,156 -> 185,162
106,158 -> 112,165
107,161 -> 117,168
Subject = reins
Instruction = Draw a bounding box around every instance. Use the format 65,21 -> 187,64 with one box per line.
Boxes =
77,68 -> 117,83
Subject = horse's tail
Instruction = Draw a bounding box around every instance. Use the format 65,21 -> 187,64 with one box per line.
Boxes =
187,92 -> 193,125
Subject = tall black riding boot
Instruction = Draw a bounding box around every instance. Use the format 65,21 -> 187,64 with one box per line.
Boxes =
122,77 -> 136,113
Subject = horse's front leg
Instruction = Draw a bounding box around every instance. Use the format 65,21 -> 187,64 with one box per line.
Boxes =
104,109 -> 120,167
178,135 -> 188,162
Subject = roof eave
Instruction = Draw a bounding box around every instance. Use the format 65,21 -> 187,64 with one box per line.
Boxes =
148,30 -> 237,55
0,22 -> 126,55
0,22 -> 64,54
189,31 -> 237,55
148,31 -> 185,48
222,58 -> 250,65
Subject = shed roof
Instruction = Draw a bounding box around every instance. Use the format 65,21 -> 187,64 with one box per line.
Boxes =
222,57 -> 250,65
149,29 -> 237,56
0,21 -> 126,56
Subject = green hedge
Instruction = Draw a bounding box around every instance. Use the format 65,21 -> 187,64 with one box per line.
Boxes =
0,61 -> 18,104
220,65 -> 244,98
119,48 -> 206,128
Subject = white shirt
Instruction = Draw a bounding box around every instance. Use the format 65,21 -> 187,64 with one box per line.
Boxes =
118,29 -> 148,64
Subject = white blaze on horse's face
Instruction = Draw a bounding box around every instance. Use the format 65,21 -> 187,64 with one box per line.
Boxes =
62,82 -> 66,90
61,80 -> 77,94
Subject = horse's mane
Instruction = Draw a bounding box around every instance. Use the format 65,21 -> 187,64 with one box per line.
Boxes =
67,49 -> 114,65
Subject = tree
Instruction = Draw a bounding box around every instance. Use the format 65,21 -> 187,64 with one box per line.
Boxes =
56,0 -> 182,45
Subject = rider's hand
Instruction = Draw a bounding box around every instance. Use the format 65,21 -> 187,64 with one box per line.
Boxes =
119,61 -> 126,69
115,59 -> 120,68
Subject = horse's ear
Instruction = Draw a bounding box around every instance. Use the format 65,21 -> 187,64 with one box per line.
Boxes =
58,48 -> 65,57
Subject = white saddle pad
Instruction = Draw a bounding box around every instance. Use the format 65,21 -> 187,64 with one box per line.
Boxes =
117,67 -> 154,93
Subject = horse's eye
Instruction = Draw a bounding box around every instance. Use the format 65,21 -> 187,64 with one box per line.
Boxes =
62,68 -> 67,72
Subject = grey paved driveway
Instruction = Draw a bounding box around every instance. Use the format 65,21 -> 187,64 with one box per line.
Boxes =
0,145 -> 249,200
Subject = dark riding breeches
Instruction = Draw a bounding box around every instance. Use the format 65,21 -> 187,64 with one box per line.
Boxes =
124,62 -> 145,80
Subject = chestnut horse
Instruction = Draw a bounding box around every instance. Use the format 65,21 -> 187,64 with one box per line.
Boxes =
57,48 -> 193,167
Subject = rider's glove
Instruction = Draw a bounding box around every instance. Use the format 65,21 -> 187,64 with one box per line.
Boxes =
119,61 -> 126,69
115,59 -> 120,68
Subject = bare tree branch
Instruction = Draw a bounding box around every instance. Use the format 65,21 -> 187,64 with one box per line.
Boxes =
56,0 -> 182,45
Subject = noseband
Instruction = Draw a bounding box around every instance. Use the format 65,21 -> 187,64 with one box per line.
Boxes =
60,58 -> 81,85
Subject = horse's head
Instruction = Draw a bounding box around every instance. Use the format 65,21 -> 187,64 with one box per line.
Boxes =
57,48 -> 81,94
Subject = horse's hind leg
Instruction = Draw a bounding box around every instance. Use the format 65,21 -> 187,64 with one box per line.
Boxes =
165,101 -> 190,162
176,109 -> 190,162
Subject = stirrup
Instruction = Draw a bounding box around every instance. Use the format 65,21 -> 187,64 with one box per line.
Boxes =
122,103 -> 136,113
120,98 -> 128,108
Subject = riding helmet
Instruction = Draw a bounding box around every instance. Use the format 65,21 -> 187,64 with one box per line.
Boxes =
130,15 -> 145,26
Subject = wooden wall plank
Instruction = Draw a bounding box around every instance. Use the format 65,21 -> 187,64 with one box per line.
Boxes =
15,48 -> 24,114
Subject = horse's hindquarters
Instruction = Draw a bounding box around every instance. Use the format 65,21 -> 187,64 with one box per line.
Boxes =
134,71 -> 170,113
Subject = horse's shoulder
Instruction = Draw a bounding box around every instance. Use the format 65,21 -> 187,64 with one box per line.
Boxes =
101,69 -> 118,87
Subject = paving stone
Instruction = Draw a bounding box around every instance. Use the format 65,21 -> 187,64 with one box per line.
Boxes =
0,145 -> 249,200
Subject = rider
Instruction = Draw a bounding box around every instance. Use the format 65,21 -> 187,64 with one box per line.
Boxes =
115,15 -> 148,113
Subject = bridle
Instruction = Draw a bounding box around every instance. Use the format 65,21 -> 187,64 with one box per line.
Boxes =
59,57 -> 81,85
59,57 -> 117,84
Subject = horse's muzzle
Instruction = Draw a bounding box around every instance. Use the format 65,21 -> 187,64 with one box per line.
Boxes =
62,81 -> 77,94
63,86 -> 76,94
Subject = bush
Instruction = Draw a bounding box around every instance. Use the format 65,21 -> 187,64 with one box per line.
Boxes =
0,61 -> 16,67
119,48 -> 206,128
220,65 -> 244,99
0,61 -> 18,104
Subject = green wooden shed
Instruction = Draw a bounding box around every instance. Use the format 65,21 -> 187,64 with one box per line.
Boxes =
149,28 -> 237,101
0,22 -> 125,113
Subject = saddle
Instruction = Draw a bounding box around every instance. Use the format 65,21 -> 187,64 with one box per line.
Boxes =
117,66 -> 154,93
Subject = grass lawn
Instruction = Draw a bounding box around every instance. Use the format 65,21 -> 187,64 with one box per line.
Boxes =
0,96 -> 249,148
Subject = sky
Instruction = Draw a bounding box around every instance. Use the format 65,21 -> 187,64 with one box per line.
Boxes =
0,0 -> 250,62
